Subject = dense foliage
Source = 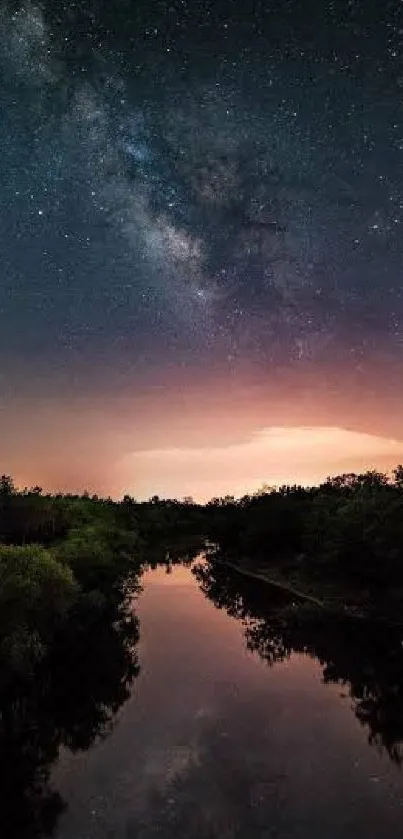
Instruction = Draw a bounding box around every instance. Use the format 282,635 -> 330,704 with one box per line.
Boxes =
203,466 -> 403,611
0,480 -> 139,678
0,477 -> 145,836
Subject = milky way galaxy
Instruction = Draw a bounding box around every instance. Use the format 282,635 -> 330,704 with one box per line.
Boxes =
1,0 -> 403,497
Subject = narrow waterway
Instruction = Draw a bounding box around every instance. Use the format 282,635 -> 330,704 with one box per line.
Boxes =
48,556 -> 403,839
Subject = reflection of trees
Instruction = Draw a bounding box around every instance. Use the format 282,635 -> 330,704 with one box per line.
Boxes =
0,599 -> 140,838
194,558 -> 403,766
144,542 -> 204,570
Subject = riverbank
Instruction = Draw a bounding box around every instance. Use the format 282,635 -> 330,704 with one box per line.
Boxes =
212,556 -> 402,623
214,559 -> 326,607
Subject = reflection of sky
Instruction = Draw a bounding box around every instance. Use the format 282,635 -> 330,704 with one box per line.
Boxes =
52,563 -> 403,839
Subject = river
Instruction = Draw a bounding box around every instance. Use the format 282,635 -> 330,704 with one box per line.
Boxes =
9,554 -> 403,838
46,554 -> 403,839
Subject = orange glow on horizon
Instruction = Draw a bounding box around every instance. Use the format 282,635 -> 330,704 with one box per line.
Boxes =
120,425 -> 403,502
2,365 -> 403,501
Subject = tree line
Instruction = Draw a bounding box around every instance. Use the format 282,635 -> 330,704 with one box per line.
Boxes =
202,466 -> 403,615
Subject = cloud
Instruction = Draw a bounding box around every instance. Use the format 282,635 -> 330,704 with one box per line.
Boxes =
120,426 -> 403,501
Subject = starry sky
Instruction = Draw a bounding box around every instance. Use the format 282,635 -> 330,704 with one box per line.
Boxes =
1,0 -> 403,500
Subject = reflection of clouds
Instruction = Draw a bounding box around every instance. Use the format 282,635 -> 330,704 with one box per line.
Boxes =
126,704 -> 300,839
144,744 -> 200,788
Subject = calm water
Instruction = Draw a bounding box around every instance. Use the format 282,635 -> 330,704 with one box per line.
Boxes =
45,556 -> 403,839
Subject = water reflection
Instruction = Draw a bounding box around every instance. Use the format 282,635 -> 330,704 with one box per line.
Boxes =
5,549 -> 403,839
194,556 -> 403,766
143,540 -> 204,570
0,598 -> 140,838
124,716 -> 300,839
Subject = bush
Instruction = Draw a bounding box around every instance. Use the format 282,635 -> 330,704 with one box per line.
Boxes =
0,544 -> 79,674
55,523 -> 139,594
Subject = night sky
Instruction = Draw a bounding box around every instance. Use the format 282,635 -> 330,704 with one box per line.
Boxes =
1,0 -> 403,500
